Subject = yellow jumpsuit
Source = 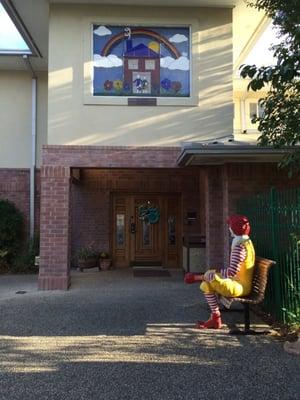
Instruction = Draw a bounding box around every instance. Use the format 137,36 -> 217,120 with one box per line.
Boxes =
200,239 -> 255,297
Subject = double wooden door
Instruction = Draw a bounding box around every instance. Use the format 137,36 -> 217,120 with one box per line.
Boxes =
112,194 -> 181,268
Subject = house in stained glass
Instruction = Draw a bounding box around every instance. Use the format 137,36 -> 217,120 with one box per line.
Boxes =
123,38 -> 160,95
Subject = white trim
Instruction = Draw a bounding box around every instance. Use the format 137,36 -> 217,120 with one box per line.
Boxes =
234,15 -> 270,71
30,78 -> 37,239
0,49 -> 32,55
83,16 -> 199,106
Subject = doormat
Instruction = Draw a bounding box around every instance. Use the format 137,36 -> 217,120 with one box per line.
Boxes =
133,267 -> 171,277
130,261 -> 162,267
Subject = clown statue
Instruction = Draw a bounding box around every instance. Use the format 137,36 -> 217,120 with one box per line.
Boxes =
184,215 -> 255,329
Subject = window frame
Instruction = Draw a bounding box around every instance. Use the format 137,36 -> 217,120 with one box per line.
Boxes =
83,16 -> 199,106
145,59 -> 156,71
127,59 -> 139,70
249,101 -> 264,123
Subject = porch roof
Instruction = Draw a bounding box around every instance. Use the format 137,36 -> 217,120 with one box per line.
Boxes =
177,141 -> 297,166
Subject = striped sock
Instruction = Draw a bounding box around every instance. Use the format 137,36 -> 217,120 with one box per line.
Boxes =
204,293 -> 220,314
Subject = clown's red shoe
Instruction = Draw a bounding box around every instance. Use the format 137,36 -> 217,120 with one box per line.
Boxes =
196,312 -> 222,329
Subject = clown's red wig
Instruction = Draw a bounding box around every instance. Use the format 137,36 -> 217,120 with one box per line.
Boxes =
227,215 -> 250,236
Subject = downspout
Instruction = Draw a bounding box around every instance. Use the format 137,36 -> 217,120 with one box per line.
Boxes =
241,98 -> 246,133
240,87 -> 249,134
23,55 -> 37,239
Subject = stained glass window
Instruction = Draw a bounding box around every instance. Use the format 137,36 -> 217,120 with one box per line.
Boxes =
142,220 -> 151,246
168,216 -> 176,245
116,214 -> 125,246
92,25 -> 190,97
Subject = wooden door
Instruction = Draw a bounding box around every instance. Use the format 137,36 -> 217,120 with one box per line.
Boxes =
112,195 -> 130,268
130,196 -> 163,265
164,194 -> 181,268
112,194 -> 181,268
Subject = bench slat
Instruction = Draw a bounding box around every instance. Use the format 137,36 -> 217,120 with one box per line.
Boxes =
232,256 -> 276,305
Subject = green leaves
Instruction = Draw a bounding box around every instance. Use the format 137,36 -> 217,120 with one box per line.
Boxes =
242,0 -> 300,174
0,200 -> 23,263
240,64 -> 257,79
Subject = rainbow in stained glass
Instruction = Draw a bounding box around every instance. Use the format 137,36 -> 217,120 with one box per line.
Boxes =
92,25 -> 190,97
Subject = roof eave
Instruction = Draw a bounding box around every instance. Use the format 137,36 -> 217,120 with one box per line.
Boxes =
177,146 -> 297,166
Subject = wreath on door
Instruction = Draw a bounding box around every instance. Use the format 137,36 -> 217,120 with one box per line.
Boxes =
138,202 -> 160,225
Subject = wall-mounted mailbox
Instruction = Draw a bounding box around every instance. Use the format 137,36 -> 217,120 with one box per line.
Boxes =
186,211 -> 197,221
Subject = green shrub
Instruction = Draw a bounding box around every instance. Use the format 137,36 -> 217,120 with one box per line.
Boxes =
76,244 -> 99,260
0,200 -> 23,265
12,234 -> 40,274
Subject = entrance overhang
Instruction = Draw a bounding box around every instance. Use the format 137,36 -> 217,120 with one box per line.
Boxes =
177,143 -> 297,166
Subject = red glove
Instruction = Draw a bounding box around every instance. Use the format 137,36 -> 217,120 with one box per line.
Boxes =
184,273 -> 202,284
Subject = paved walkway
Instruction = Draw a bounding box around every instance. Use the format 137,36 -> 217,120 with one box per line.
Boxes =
0,270 -> 299,400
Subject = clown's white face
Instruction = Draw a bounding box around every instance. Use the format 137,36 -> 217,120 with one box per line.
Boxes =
229,227 -> 235,238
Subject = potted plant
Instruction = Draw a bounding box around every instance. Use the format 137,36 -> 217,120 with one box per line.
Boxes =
99,251 -> 112,271
76,245 -> 99,271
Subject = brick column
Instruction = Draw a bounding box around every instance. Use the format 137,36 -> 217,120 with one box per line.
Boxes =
222,165 -> 230,265
204,165 -> 229,268
38,166 -> 71,290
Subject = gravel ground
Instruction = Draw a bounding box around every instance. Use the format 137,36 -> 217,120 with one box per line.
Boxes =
0,269 -> 299,400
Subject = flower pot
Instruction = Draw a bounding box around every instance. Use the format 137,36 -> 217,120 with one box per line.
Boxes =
100,258 -> 111,271
78,257 -> 98,271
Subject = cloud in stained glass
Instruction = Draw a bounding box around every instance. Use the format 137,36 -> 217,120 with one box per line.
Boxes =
94,54 -> 123,68
169,33 -> 188,43
160,56 -> 190,71
94,25 -> 112,36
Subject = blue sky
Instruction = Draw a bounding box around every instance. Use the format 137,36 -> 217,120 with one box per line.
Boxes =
244,23 -> 280,67
0,3 -> 29,52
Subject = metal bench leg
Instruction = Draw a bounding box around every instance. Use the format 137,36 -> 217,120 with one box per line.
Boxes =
229,303 -> 271,335
229,303 -> 252,335
244,303 -> 250,331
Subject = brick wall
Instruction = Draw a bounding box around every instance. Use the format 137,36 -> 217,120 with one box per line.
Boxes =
0,169 -> 40,241
204,166 -> 226,268
39,166 -> 71,290
39,145 -> 300,290
43,145 -> 181,168
71,168 -> 203,263
204,163 -> 300,269
71,180 -> 110,257
39,146 -> 186,289
227,163 -> 300,213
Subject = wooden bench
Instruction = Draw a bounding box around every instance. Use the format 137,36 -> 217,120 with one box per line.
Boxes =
224,256 -> 276,335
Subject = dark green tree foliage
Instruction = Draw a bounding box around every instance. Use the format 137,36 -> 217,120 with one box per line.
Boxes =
240,0 -> 300,175
0,199 -> 23,263
13,233 -> 40,273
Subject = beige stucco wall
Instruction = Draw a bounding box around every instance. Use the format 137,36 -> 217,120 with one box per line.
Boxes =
36,72 -> 48,166
0,71 -> 47,168
48,4 -> 233,147
233,0 -> 266,69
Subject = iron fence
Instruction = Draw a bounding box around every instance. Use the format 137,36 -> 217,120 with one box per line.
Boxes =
238,187 -> 300,323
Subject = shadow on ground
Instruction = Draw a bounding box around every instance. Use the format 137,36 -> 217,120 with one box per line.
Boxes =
0,270 -> 299,400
